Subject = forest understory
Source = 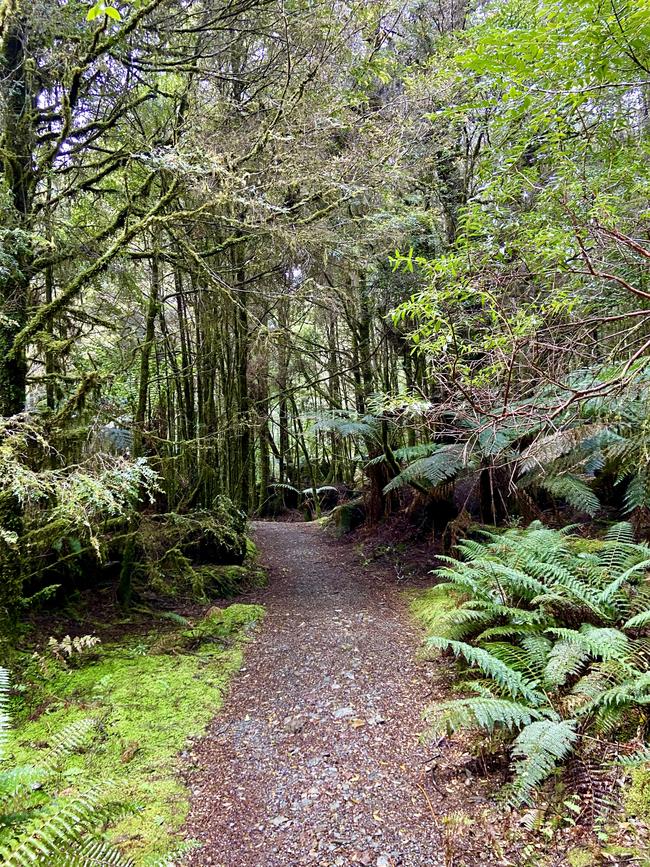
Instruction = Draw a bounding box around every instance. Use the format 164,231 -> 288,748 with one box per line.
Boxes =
4,0 -> 650,863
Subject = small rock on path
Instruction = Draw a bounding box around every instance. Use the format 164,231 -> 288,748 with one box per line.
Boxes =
184,522 -> 443,866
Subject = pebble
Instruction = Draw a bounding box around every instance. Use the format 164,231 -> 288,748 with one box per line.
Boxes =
333,706 -> 355,719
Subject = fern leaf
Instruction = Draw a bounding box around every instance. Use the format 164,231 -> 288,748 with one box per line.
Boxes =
623,471 -> 650,514
0,787 -> 108,866
544,640 -> 590,689
383,446 -> 464,493
538,475 -> 600,517
57,838 -> 136,866
617,746 -> 650,767
519,426 -> 607,474
427,636 -> 544,704
545,626 -> 630,662
509,720 -> 578,805
0,667 -> 9,757
313,414 -> 379,440
623,610 -> 650,630
426,696 -> 552,736
45,718 -> 99,771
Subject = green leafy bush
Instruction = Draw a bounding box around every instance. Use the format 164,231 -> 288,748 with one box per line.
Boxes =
423,521 -> 650,804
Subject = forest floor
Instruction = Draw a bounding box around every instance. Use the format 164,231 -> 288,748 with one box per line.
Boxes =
182,521 -> 521,867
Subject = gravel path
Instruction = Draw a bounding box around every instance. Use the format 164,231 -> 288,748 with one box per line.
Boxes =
184,521 -> 443,866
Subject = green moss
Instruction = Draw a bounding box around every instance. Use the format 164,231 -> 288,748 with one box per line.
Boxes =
7,603 -> 265,861
567,847 -> 597,866
408,585 -> 459,633
567,537 -> 604,554
626,766 -> 650,821
329,499 -> 364,536
196,564 -> 266,598
245,538 -> 258,561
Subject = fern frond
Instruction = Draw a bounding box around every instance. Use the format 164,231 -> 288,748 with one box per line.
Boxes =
268,482 -> 300,494
56,838 -> 135,866
392,442 -> 439,462
623,610 -> 650,630
617,746 -> 650,767
481,637 -> 551,683
426,696 -> 552,736
427,636 -> 544,704
544,641 -> 590,689
45,719 -> 99,771
599,522 -> 636,572
0,667 -> 9,757
0,765 -> 45,809
578,671 -> 650,714
519,426 -> 607,474
509,720 -> 579,805
537,475 -> 600,517
545,626 -> 630,662
0,786 -> 110,866
313,414 -> 379,440
623,472 -> 650,514
383,446 -> 464,493
143,846 -> 194,867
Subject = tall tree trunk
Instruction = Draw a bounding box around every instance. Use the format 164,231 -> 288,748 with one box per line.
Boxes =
133,251 -> 161,458
0,17 -> 33,416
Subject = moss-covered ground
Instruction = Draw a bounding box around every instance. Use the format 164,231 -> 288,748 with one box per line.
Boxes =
407,584 -> 457,635
5,603 -> 264,862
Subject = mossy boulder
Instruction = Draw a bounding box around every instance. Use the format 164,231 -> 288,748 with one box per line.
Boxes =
133,496 -> 260,600
197,564 -> 266,597
138,496 -> 248,567
329,497 -> 365,536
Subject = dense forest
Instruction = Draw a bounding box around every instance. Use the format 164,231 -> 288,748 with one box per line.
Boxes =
2,0 -> 650,863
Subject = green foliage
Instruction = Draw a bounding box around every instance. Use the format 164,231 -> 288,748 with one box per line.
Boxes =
6,603 -> 263,862
0,668 -> 133,866
86,2 -> 122,21
313,413 -> 380,443
383,445 -> 465,493
417,521 -> 650,805
0,418 -> 160,629
509,720 -> 578,806
133,501 -> 255,599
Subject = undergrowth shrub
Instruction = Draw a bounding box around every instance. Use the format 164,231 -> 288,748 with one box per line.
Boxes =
0,417 -> 159,635
134,498 -> 255,599
423,521 -> 650,805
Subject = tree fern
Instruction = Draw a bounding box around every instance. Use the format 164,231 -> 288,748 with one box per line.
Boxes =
383,446 -> 465,494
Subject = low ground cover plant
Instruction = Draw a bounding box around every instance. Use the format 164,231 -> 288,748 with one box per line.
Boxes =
420,521 -> 650,804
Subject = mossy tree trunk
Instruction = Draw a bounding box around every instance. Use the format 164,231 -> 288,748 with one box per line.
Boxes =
0,16 -> 34,417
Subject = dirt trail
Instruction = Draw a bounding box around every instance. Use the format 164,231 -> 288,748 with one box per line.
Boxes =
184,522 -> 443,866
